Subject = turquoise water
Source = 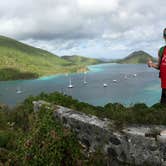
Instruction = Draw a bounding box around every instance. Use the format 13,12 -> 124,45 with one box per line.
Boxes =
0,63 -> 161,107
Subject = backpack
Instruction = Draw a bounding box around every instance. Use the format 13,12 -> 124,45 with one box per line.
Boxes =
159,46 -> 166,78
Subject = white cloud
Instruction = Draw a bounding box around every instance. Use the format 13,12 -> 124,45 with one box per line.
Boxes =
77,0 -> 119,15
0,0 -> 166,58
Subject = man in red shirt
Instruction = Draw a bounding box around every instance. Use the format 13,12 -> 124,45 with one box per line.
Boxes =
148,28 -> 166,104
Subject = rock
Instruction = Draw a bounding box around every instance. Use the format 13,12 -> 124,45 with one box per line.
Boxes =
33,100 -> 51,112
107,148 -> 117,158
109,136 -> 121,145
157,130 -> 166,143
33,101 -> 166,166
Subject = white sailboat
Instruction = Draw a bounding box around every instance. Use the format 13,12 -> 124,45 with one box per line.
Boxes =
16,87 -> 22,94
133,73 -> 137,77
68,77 -> 73,88
83,72 -> 87,84
124,75 -> 128,79
103,83 -> 108,87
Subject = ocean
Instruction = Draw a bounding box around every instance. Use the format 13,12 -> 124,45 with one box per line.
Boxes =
0,63 -> 161,107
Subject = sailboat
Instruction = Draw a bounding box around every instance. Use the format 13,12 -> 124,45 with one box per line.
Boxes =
124,75 -> 128,79
103,83 -> 108,87
68,76 -> 73,88
16,87 -> 22,94
83,72 -> 87,84
133,73 -> 137,77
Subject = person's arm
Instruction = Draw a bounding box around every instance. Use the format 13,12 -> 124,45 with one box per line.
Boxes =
147,51 -> 161,70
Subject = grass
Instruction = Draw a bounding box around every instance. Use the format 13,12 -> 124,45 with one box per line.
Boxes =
0,95 -> 126,165
0,35 -> 102,81
0,91 -> 164,165
61,55 -> 102,66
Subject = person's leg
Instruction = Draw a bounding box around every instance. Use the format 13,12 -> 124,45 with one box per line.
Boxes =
160,88 -> 166,104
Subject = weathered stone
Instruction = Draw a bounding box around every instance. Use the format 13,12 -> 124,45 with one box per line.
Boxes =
33,100 -> 51,112
62,116 -> 67,124
33,101 -> 166,166
157,130 -> 166,143
148,145 -> 158,151
118,151 -> 127,162
107,148 -> 117,158
109,136 -> 121,145
81,138 -> 90,148
160,145 -> 166,161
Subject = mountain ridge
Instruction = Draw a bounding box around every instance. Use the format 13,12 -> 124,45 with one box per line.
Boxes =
116,50 -> 157,64
61,55 -> 102,65
0,35 -> 102,80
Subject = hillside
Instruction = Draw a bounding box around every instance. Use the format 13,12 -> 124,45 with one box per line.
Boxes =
61,55 -> 102,65
61,55 -> 103,73
117,50 -> 157,64
0,36 -> 102,80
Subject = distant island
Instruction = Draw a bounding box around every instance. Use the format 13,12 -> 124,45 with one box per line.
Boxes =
0,36 -> 102,81
115,50 -> 157,64
61,55 -> 102,65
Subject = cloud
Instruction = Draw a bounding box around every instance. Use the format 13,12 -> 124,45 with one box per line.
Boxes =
77,0 -> 119,15
0,0 -> 166,58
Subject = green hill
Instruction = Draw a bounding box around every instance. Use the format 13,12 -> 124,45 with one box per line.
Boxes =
61,55 -> 102,65
0,36 -> 102,80
117,51 -> 157,64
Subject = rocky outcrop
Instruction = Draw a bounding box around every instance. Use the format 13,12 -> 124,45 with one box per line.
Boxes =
33,100 -> 166,166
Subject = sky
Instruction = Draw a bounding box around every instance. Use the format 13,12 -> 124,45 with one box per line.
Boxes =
0,0 -> 166,59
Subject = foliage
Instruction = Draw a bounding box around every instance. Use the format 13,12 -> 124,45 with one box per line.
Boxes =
0,35 -> 102,81
0,68 -> 39,80
1,91 -> 166,165
61,55 -> 102,66
23,92 -> 166,125
0,96 -> 111,165
16,108 -> 83,166
0,104 -> 85,165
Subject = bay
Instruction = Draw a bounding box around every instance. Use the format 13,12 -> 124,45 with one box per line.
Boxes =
0,63 -> 161,107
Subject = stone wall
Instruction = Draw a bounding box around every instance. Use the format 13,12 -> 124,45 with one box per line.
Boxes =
33,100 -> 166,166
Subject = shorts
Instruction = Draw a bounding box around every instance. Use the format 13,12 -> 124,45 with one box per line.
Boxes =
160,88 -> 166,104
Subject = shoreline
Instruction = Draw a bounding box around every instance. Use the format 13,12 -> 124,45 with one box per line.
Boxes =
0,63 -> 148,82
0,63 -> 160,108
0,63 -> 112,82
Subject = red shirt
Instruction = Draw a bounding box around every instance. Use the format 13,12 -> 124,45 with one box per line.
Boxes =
160,47 -> 166,88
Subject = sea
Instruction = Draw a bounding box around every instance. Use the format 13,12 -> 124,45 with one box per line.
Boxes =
0,63 -> 161,107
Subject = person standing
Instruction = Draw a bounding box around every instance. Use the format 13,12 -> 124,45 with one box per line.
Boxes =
147,28 -> 166,104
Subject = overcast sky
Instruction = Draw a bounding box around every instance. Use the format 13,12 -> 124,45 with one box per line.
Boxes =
0,0 -> 166,59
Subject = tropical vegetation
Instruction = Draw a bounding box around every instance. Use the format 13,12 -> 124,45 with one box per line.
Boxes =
1,92 -> 166,165
0,35 -> 102,81
116,51 -> 157,64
